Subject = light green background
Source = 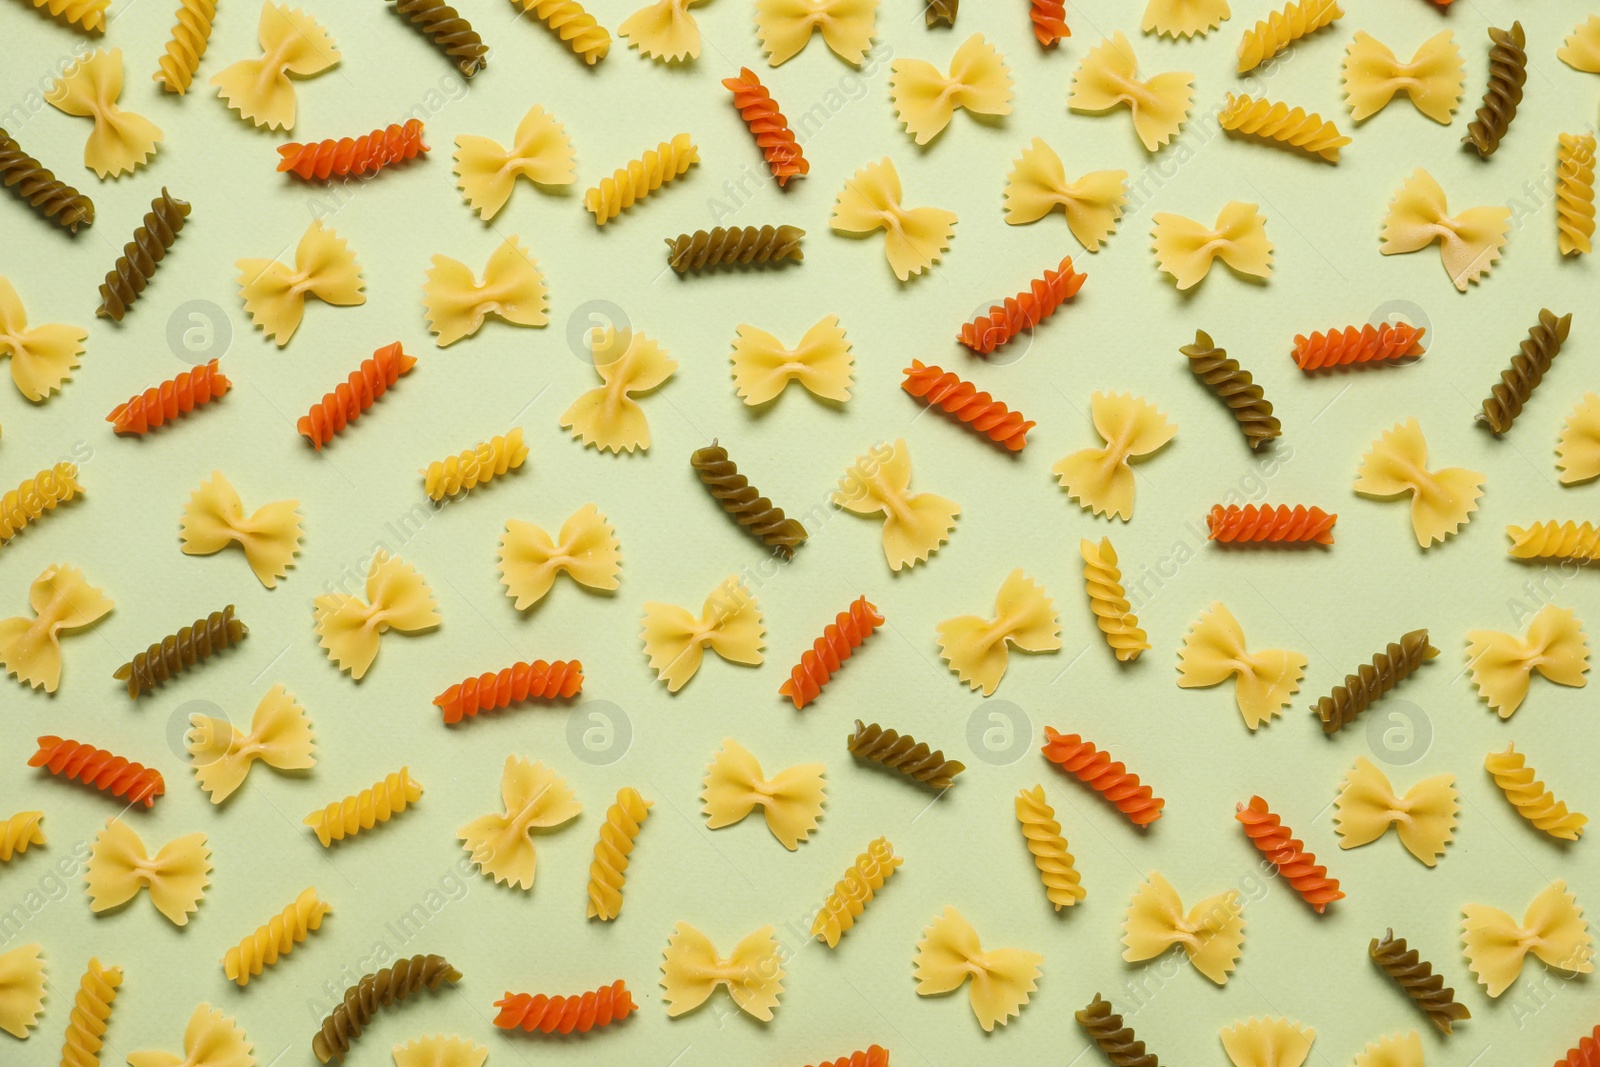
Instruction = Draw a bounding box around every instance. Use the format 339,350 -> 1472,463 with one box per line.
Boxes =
1,0 -> 1597,1064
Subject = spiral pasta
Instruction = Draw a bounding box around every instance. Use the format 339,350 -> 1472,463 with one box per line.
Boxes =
1082,537 -> 1147,662
1485,743 -> 1587,840
304,768 -> 423,846
422,429 -> 527,500
811,836 -> 902,948
0,462 -> 82,545
1015,785 -> 1084,910
298,342 -> 417,450
847,720 -> 964,788
1218,93 -> 1349,162
313,954 -> 462,1063
277,120 -> 428,180
958,255 -> 1084,354
665,225 -> 804,272
690,441 -> 807,557
902,361 -> 1033,451
807,1049 -> 889,1067
1313,630 -> 1437,734
18,0 -> 108,31
1554,1024 -> 1600,1067
154,0 -> 218,94
1030,0 -> 1067,45
781,597 -> 883,709
1208,504 -> 1335,544
0,125 -> 93,232
723,68 -> 807,185
30,736 -> 163,807
96,188 -> 190,322
586,787 -> 651,920
387,0 -> 489,76
108,359 -> 229,435
1077,994 -> 1157,1067
585,134 -> 697,223
60,957 -> 121,1067
1292,322 -> 1425,370
224,887 -> 332,986
113,605 -> 248,698
1181,330 -> 1280,450
1463,22 -> 1525,158
434,659 -> 583,723
1478,309 -> 1572,434
494,981 -> 635,1033
1235,795 -> 1342,912
1558,133 -> 1596,256
1368,929 -> 1470,1035
1237,0 -> 1342,73
0,811 -> 43,863
1507,521 -> 1600,561
1041,727 -> 1163,826
924,0 -> 954,25
510,0 -> 610,63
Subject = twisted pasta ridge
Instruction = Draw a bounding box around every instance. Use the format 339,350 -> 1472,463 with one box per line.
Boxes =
808,1049 -> 889,1067
1369,928 -> 1470,1034
495,980 -> 635,1033
1041,727 -> 1163,827
1478,309 -> 1572,434
723,68 -> 807,185
0,462 -> 82,543
1558,133 -> 1597,256
1016,784 -> 1084,909
587,787 -> 651,920
96,188 -> 190,321
780,596 -> 884,709
586,134 -> 696,223
1313,629 -> 1437,734
312,954 -> 461,1063
1076,993 -> 1158,1067
1292,323 -> 1425,370
0,125 -> 93,232
1208,504 -> 1336,544
1237,0 -> 1342,73
20,0 -> 108,30
511,0 -> 610,64
1555,1024 -> 1600,1067
1082,537 -> 1148,662
278,121 -> 428,180
902,361 -> 1034,451
388,0 -> 489,76
925,0 -> 955,25
154,0 -> 218,94
61,958 -> 121,1067
1463,22 -> 1526,158
113,605 -> 248,698
958,254 -> 1085,354
1235,795 -> 1343,912
107,359 -> 230,434
0,811 -> 44,862
305,768 -> 422,846
665,225 -> 803,272
225,887 -> 332,986
1030,0 -> 1068,46
422,428 -> 527,500
1182,330 -> 1281,450
811,836 -> 902,947
691,440 -> 807,557
848,720 -> 965,789
1485,744 -> 1587,840
30,736 -> 164,807
297,342 -> 416,449
1507,521 -> 1600,560
1218,93 -> 1349,162
434,659 -> 584,723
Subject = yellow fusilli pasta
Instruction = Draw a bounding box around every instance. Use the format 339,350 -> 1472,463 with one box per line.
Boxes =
509,0 -> 611,64
1015,785 -> 1084,910
223,887 -> 332,986
60,957 -> 120,1067
0,462 -> 82,545
585,135 -> 697,224
1485,744 -> 1587,841
1237,0 -> 1341,73
154,0 -> 219,94
304,768 -> 423,846
810,836 -> 902,947
1558,132 -> 1596,256
1218,93 -> 1349,162
421,429 -> 528,500
587,787 -> 652,921
0,811 -> 44,863
1082,537 -> 1148,662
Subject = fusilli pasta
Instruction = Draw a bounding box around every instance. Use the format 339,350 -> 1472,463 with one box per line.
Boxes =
1463,22 -> 1525,158
1485,743 -> 1587,840
1477,309 -> 1572,434
1313,629 -> 1437,733
96,188 -> 190,321
1557,133 -> 1596,255
60,957 -> 121,1067
902,361 -> 1032,450
114,605 -> 247,698
277,120 -> 428,180
509,0 -> 611,64
387,0 -> 489,77
421,428 -> 528,499
781,597 -> 883,709
154,0 -> 218,94
811,836 -> 901,947
108,358 -> 229,434
665,225 -> 804,272
1041,727 -> 1164,826
586,787 -> 651,920
1015,785 -> 1084,909
1081,538 -> 1147,662
313,955 -> 461,1063
723,68 -> 807,185
31,736 -> 160,806
1077,994 -> 1157,1067
17,0 -> 107,32
0,462 -> 82,545
1368,928 -> 1470,1035
0,811 -> 44,863
1207,505 -> 1335,544
223,887 -> 332,986
297,342 -> 415,449
0,125 -> 94,232
1292,322 -> 1424,370
1181,330 -> 1280,449
1235,795 -> 1341,912
305,768 -> 423,846
847,720 -> 964,788
494,981 -> 635,1033
690,441 -> 806,556
959,255 -> 1085,354
434,659 -> 584,723
1506,521 -> 1600,561
586,135 -> 696,223
1237,0 -> 1341,73
1218,93 -> 1349,161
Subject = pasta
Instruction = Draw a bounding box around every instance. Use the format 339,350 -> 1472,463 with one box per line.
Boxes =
1002,138 -> 1127,252
833,438 -> 959,569
508,0 -> 611,64
1221,1018 -> 1314,1067
434,659 -> 584,723
561,327 -> 677,452
0,125 -> 94,232
313,550 -> 440,679
642,577 -> 763,691
386,0 -> 489,77
1313,629 -> 1438,734
0,275 -> 84,401
1081,538 -> 1146,662
1465,604 -> 1589,717
1352,1033 -> 1422,1067
1218,94 -> 1349,162
803,1049 -> 889,1067
1335,757 -> 1458,866
781,596 -> 883,709
127,1005 -> 251,1067
755,0 -> 875,66
277,120 -> 428,180
1053,391 -> 1176,520
1463,23 -> 1525,158
96,187 -> 190,321
0,811 -> 44,863
16,0 -> 107,31
692,441 -> 805,555
453,105 -> 575,220
421,429 -> 528,499
46,50 -> 164,178
587,787 -> 651,920
958,255 -> 1085,354
1379,169 -> 1510,291
665,225 -> 804,273
1077,994 -> 1157,1067
1369,929 -> 1470,1035
1555,1027 -> 1600,1067
223,887 -> 331,986
423,236 -> 547,346
1342,31 -> 1463,126
585,134 -> 697,224
237,220 -> 365,345
1557,133 -> 1596,256
312,955 -> 461,1063
924,0 -> 953,26
1030,0 -> 1067,46
1558,393 -> 1600,484
393,1035 -> 488,1067
1178,603 -> 1306,728
848,720 -> 964,788
154,0 -> 219,94
180,470 -> 303,588
1015,785 -> 1084,910
939,569 -> 1061,693
499,504 -> 620,608
108,359 -> 229,434
85,818 -> 210,925
1208,505 -> 1336,545
1353,419 -> 1484,547
60,957 -> 121,1067
211,2 -> 340,130
661,923 -> 784,1019
1,566 -> 112,692
0,943 -> 45,1039
1235,796 -> 1341,912
1041,727 -> 1164,826
902,362 -> 1032,451
1122,871 -> 1244,985
1462,881 -> 1593,997
1069,33 -> 1193,152
1292,322 -> 1425,370
914,906 -> 1041,1031
296,342 -> 416,448
1237,0 -> 1341,73
1141,0 -> 1228,38
1507,522 -> 1600,561
304,768 -> 422,846
723,68 -> 807,186
701,738 -> 824,850
1477,309 -> 1572,434
1151,202 -> 1273,289
459,755 -> 580,888
1182,330 -> 1280,449
811,836 -> 902,947
31,736 -> 161,806
730,315 -> 852,405
890,34 -> 1012,145
1485,743 -> 1587,841
618,0 -> 706,60
1560,16 -> 1600,73
494,981 -> 634,1033
187,683 -> 316,803
830,158 -> 956,281
0,462 -> 82,545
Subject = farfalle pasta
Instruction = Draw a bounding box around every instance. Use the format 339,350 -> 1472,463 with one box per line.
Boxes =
180,471 -> 303,588
702,738 -> 824,850
1141,0 -> 1228,38
641,576 -> 762,691
128,1004 -> 251,1067
587,786 -> 651,920
1003,138 -> 1127,252
305,767 -> 422,846
1221,1017 -> 1315,1067
829,158 -> 956,281
423,238 -> 547,347
313,551 -> 439,679
46,49 -> 163,178
1380,169 -> 1510,291
223,886 -> 331,986
1335,757 -> 1457,866
561,327 -> 677,452
1354,418 -> 1484,547
833,438 -> 958,569
1465,604 -> 1588,717
393,1035 -> 488,1067
1152,202 -> 1273,289
459,755 -> 581,889
914,906 -> 1041,1031
452,105 -> 575,220
1462,881 -> 1593,997
1069,32 -> 1193,152
890,34 -> 1012,146
1558,393 -> 1600,484
1351,1033 -> 1422,1067
755,0 -> 875,66
1178,602 -> 1306,729
1122,871 -> 1244,985
937,570 -> 1059,695
661,923 -> 784,1020
236,220 -> 365,346
730,315 -> 853,405
1342,31 -> 1464,124
499,504 -> 620,609
0,564 -> 112,692
86,818 -> 210,926
0,275 -> 84,402
618,0 -> 706,60
1560,16 -> 1600,73
0,943 -> 45,1039
1053,391 -> 1176,520
211,2 -> 340,130
1486,743 -> 1587,841
186,684 -> 316,803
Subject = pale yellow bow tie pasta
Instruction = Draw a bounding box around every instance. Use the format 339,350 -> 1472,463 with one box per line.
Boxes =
640,577 -> 763,691
0,275 -> 85,402
393,1035 -> 488,1067
1351,1032 -> 1423,1067
452,104 -> 576,221
701,739 -> 825,850
729,315 -> 854,405
1151,201 -> 1273,290
755,0 -> 876,67
0,943 -> 45,1039
186,684 -> 317,803
1220,1017 -> 1315,1067
1177,602 -> 1307,729
1558,393 -> 1600,484
498,503 -> 621,609
560,327 -> 678,453
1141,0 -> 1229,39
832,438 -> 960,569
1462,881 -> 1593,997
423,236 -> 548,347
618,0 -> 708,61
45,49 -> 163,178
1069,32 -> 1193,152
1380,169 -> 1510,291
1002,138 -> 1128,252
1559,15 -> 1600,73
890,34 -> 1013,146
1353,417 -> 1484,547
458,755 -> 581,890
1342,31 -> 1464,124
125,1004 -> 253,1067
180,470 -> 303,588
236,220 -> 366,346
1122,871 -> 1245,985
1465,604 -> 1589,717
1334,757 -> 1458,866
914,906 -> 1042,1031
0,563 -> 113,693
211,2 -> 340,130
661,922 -> 785,1019
312,550 -> 440,680
1052,391 -> 1177,520
86,818 -> 212,926
937,569 -> 1060,696
829,158 -> 957,281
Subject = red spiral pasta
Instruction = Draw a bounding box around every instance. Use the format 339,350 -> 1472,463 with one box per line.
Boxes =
1040,727 -> 1163,827
780,596 -> 884,710
808,1048 -> 890,1067
1208,504 -> 1336,544
901,360 -> 1034,451
433,659 -> 584,724
1030,0 -> 1069,46
277,120 -> 429,180
1235,795 -> 1343,913
107,359 -> 230,435
297,342 -> 417,450
494,980 -> 635,1034
959,255 -> 1086,354
722,67 -> 808,187
1554,1023 -> 1598,1067
29,736 -> 165,808
1291,323 -> 1425,370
